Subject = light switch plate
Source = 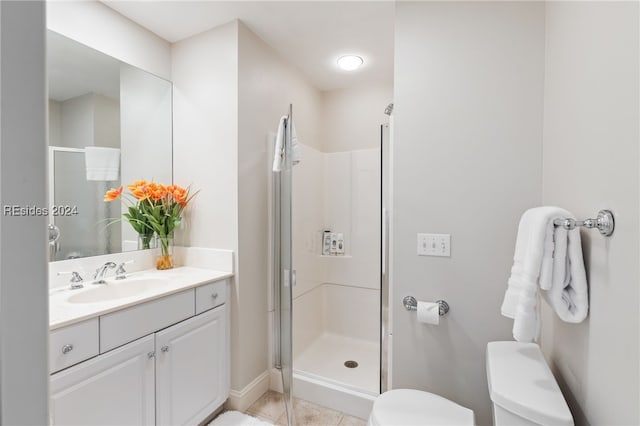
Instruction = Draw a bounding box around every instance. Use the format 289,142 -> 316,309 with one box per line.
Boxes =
417,233 -> 450,257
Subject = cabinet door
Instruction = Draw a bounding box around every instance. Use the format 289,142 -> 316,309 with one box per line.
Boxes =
156,305 -> 228,426
50,334 -> 155,426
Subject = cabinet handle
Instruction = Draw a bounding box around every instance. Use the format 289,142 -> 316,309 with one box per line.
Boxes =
161,345 -> 169,353
61,344 -> 73,355
211,293 -> 219,299
147,351 -> 155,359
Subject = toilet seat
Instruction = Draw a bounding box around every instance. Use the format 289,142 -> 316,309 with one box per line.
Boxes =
368,389 -> 474,426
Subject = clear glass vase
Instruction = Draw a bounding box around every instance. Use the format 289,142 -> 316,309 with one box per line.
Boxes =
156,233 -> 174,270
137,233 -> 156,250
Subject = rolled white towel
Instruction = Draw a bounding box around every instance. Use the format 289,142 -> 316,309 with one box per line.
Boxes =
542,225 -> 588,323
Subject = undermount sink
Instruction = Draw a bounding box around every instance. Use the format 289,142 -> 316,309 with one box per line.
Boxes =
67,278 -> 168,304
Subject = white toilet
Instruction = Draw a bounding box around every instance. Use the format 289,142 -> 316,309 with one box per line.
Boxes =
368,341 -> 573,426
368,388 -> 474,425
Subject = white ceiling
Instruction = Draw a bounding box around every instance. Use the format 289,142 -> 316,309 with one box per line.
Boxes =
102,1 -> 394,91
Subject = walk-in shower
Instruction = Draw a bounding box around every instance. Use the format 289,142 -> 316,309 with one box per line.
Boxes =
271,105 -> 389,420
290,142 -> 381,417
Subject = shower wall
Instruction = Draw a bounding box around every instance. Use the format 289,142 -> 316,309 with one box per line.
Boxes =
291,85 -> 391,396
292,144 -> 381,376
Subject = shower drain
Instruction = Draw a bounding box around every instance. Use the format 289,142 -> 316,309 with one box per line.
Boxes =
344,360 -> 358,369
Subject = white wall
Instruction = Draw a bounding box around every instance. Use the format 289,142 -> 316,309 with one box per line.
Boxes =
0,1 -> 49,423
61,93 -> 94,149
173,18 -> 324,397
120,62 -> 172,248
56,93 -> 120,150
540,3 -> 640,425
322,284 -> 378,341
392,3 -> 545,425
47,0 -> 171,80
293,283 -> 379,356
172,21 -> 239,251
93,94 -> 119,149
237,20 -> 323,393
322,85 -> 392,153
322,149 -> 381,290
292,144 -> 326,299
49,100 -> 63,146
292,146 -> 381,357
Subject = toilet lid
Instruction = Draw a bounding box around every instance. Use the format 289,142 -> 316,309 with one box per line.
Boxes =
369,389 -> 474,426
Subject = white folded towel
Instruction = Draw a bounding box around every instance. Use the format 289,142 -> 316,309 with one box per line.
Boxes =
272,115 -> 301,172
543,224 -> 589,323
85,147 -> 120,181
501,207 -> 588,342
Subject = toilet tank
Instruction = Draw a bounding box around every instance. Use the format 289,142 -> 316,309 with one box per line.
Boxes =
486,342 -> 573,426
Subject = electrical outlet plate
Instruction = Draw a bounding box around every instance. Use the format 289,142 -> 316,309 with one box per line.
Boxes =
417,233 -> 450,257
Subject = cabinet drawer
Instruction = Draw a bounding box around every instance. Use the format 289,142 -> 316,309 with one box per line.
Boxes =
196,280 -> 227,314
50,319 -> 99,374
100,289 -> 194,353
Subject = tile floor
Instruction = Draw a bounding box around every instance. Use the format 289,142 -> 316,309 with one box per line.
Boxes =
244,390 -> 368,426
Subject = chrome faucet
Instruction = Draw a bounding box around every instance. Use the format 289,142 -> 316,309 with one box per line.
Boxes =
115,260 -> 134,280
93,262 -> 116,284
58,271 -> 84,290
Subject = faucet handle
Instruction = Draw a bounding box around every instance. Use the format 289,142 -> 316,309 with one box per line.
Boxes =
58,271 -> 84,289
93,261 -> 117,284
115,260 -> 135,280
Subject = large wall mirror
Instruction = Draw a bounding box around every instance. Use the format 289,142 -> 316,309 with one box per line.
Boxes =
47,30 -> 172,261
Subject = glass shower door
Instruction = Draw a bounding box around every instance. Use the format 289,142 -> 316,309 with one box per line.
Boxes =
274,106 -> 295,425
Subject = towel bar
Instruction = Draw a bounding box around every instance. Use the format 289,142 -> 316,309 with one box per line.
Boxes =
553,209 -> 614,237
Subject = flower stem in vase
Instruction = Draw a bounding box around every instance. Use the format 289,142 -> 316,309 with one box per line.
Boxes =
138,233 -> 155,250
156,234 -> 174,270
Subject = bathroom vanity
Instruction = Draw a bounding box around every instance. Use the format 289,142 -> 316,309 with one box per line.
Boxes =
48,267 -> 231,425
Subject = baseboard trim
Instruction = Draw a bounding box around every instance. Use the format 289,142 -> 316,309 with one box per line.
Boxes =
225,370 -> 270,412
269,368 -> 283,393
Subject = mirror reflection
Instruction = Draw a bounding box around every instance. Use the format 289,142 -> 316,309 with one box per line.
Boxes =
47,31 -> 173,261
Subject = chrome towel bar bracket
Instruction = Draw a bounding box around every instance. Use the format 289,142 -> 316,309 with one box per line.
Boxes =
403,296 -> 450,316
553,209 -> 614,237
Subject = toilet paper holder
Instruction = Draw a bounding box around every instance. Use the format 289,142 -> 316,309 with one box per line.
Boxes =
403,296 -> 450,316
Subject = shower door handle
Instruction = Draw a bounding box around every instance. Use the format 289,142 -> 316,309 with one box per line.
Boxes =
382,208 -> 388,276
283,269 -> 296,287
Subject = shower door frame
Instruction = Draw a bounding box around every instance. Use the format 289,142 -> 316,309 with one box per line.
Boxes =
273,104 -> 295,426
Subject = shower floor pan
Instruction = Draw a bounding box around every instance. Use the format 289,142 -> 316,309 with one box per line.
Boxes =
293,333 -> 379,420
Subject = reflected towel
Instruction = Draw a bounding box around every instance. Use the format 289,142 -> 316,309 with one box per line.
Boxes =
85,146 -> 120,181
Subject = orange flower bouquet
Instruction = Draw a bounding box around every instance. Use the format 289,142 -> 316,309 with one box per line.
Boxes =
104,180 -> 197,269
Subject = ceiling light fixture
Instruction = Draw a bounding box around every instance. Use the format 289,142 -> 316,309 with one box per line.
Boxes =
337,55 -> 364,71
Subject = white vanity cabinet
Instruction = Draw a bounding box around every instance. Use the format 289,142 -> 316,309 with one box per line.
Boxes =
156,305 -> 228,425
49,278 -> 229,426
50,334 -> 156,425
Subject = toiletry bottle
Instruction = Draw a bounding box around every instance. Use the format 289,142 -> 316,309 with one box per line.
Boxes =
336,233 -> 345,255
322,230 -> 331,256
330,233 -> 337,255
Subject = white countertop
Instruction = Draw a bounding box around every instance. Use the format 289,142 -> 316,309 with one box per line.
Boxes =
50,266 -> 233,330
